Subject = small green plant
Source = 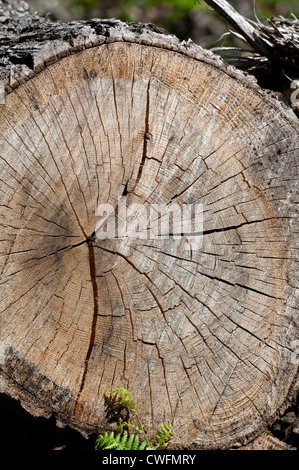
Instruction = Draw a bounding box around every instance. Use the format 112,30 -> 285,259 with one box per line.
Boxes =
95,387 -> 173,450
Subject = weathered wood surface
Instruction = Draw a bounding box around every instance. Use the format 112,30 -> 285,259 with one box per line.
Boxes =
0,0 -> 298,449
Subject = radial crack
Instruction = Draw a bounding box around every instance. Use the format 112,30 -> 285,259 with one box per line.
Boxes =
74,239 -> 99,408
133,79 -> 151,189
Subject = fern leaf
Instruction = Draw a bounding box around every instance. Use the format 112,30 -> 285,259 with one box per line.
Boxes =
155,421 -> 173,449
107,387 -> 136,413
132,435 -> 140,450
119,433 -> 129,449
126,434 -> 135,450
157,442 -> 168,450
117,421 -> 138,433
137,439 -> 148,450
96,388 -> 173,451
95,431 -> 120,450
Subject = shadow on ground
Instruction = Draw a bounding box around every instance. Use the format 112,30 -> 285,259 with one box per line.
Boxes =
0,393 -> 96,450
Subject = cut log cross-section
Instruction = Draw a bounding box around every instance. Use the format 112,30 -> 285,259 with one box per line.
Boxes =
0,3 -> 298,450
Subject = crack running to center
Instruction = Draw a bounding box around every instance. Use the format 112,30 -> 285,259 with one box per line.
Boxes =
73,234 -> 98,409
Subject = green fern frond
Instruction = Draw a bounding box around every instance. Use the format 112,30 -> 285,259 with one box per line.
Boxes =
152,421 -> 173,450
95,430 -> 151,450
155,421 -> 173,445
117,421 -> 143,435
95,431 -> 119,450
126,434 -> 135,450
107,387 -> 136,413
136,439 -> 148,450
95,388 -> 173,451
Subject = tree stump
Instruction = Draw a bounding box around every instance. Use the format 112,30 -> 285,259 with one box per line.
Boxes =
0,1 -> 298,449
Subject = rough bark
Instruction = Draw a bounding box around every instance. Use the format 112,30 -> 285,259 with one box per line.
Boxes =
0,0 -> 298,450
